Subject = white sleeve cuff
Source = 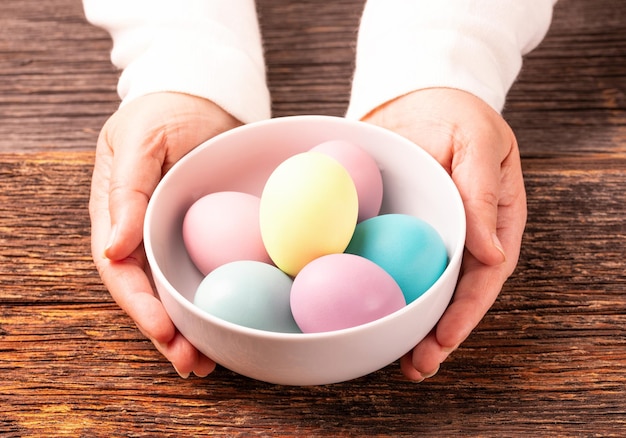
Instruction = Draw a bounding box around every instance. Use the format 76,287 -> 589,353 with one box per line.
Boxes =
83,0 -> 270,123
346,0 -> 556,119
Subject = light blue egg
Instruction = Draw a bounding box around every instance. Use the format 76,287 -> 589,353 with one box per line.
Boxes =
194,260 -> 301,333
345,214 -> 448,304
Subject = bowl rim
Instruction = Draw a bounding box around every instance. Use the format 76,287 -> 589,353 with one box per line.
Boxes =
144,115 -> 466,341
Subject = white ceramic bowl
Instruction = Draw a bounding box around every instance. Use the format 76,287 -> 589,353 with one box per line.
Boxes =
144,115 -> 465,386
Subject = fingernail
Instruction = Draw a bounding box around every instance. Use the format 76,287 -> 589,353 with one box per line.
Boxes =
492,233 -> 506,261
443,343 -> 460,354
193,364 -> 216,378
173,365 -> 190,379
422,365 -> 440,380
104,224 -> 118,255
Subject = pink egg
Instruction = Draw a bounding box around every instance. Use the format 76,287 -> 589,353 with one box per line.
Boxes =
310,140 -> 383,222
290,253 -> 405,333
182,191 -> 271,275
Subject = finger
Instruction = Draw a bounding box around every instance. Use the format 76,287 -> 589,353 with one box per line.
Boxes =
403,254 -> 508,380
436,254 -> 510,348
407,197 -> 526,379
92,177 -> 217,377
91,173 -> 183,359
192,353 -> 218,378
400,351 -> 424,381
152,332 -> 217,378
95,245 -> 217,375
400,332 -> 447,381
96,245 -> 177,344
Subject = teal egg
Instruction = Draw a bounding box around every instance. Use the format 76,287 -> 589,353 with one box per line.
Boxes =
345,214 -> 448,304
193,260 -> 301,333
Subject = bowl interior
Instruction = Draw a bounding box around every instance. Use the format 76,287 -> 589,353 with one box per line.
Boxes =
144,115 -> 466,385
148,116 -> 463,302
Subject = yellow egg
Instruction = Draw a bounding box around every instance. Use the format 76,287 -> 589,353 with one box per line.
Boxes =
260,152 -> 358,276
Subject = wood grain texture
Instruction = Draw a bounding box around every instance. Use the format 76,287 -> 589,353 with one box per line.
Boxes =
0,1 -> 119,152
1,0 -> 625,436
505,0 -> 626,158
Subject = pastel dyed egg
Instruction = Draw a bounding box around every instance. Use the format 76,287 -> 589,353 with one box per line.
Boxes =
182,191 -> 271,275
290,253 -> 405,333
310,139 -> 383,222
260,152 -> 358,276
345,214 -> 448,304
193,260 -> 301,333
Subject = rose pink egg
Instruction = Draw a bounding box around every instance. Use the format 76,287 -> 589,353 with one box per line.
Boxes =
310,139 -> 383,222
182,191 -> 271,275
290,253 -> 405,333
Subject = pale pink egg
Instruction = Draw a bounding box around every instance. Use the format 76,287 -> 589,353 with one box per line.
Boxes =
290,253 -> 405,333
310,140 -> 383,222
182,191 -> 272,275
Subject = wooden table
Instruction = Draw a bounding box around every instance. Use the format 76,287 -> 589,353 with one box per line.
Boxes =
1,0 -> 625,436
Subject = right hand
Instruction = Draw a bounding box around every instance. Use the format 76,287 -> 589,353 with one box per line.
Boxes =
363,88 -> 527,381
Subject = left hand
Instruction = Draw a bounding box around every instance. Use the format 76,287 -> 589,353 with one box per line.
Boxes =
89,92 -> 242,378
363,88 -> 527,381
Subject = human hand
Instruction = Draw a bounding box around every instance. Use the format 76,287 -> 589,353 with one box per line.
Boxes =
362,88 -> 527,382
89,92 -> 242,378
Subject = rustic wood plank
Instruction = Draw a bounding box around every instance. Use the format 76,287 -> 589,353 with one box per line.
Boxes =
0,152 -> 105,304
1,152 -> 625,436
0,1 -> 120,152
505,0 -> 626,158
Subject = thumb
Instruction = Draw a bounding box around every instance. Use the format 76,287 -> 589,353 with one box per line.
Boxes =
103,127 -> 166,261
99,93 -> 244,260
452,138 -> 508,267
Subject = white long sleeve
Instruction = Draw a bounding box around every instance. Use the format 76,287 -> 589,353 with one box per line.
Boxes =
347,0 -> 556,119
83,0 -> 270,123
